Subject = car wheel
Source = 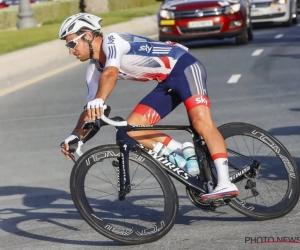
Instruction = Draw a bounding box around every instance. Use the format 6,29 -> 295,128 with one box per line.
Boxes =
247,23 -> 254,41
283,9 -> 293,27
235,28 -> 248,45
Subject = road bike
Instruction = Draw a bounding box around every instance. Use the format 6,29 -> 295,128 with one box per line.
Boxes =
68,107 -> 299,245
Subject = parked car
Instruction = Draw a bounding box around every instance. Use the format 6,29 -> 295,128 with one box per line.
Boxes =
156,0 -> 253,45
250,0 -> 298,26
1,0 -> 47,7
0,0 -> 8,8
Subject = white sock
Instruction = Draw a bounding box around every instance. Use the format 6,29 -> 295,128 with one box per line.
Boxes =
212,154 -> 231,185
163,137 -> 183,156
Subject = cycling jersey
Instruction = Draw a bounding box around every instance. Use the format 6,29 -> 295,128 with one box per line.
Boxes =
86,32 -> 209,124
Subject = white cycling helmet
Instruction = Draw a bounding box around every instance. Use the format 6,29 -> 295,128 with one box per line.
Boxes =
59,13 -> 102,39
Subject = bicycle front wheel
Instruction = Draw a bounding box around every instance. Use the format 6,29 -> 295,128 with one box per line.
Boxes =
70,144 -> 179,245
218,122 -> 299,220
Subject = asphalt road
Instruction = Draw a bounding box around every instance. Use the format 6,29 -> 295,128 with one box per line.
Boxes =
0,21 -> 300,250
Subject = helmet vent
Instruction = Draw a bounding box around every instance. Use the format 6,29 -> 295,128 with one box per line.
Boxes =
79,18 -> 94,27
68,23 -> 76,32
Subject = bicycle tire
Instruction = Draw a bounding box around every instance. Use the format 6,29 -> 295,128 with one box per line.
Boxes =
218,122 -> 300,220
70,144 -> 179,245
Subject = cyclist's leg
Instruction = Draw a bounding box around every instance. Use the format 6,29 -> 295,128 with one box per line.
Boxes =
126,83 -> 182,151
172,55 -> 238,200
190,107 -> 238,200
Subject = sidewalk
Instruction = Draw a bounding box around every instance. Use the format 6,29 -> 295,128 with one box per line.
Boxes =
0,15 -> 158,84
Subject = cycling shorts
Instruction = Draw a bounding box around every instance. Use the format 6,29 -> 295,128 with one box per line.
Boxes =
132,53 -> 209,124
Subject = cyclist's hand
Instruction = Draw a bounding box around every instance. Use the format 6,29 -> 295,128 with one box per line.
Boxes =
60,133 -> 80,161
61,143 -> 74,161
86,98 -> 104,120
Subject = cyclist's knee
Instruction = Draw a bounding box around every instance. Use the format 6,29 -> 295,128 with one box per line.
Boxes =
189,109 -> 216,135
192,119 -> 214,135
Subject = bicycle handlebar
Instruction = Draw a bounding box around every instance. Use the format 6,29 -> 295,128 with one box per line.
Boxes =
82,105 -> 127,130
100,113 -> 127,127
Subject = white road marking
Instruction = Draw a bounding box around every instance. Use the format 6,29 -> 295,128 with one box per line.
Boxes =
252,49 -> 264,56
0,61 -> 82,97
275,34 -> 284,39
228,74 -> 241,84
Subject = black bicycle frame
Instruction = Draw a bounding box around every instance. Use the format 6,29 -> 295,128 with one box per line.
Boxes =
114,123 -> 262,201
115,124 -> 210,200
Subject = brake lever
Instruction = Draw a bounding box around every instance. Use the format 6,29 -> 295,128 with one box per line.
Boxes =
67,144 -> 83,163
82,105 -> 111,130
82,120 -> 101,130
61,142 -> 82,163
69,153 -> 76,163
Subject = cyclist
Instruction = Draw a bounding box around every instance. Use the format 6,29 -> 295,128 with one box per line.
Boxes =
59,13 -> 239,202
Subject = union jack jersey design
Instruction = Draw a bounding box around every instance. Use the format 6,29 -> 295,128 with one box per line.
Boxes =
86,32 -> 188,102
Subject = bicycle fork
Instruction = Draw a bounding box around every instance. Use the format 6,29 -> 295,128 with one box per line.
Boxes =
115,146 -> 132,201
114,126 -> 140,201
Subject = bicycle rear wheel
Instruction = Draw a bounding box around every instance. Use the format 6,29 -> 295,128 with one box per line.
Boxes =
70,144 -> 178,245
218,122 -> 299,220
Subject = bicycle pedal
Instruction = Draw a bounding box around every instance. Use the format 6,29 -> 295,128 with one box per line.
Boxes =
210,200 -> 224,211
211,199 -> 225,206
210,197 -> 232,208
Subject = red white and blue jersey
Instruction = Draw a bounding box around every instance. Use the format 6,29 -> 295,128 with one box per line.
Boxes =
86,32 -> 188,102
86,32 -> 209,123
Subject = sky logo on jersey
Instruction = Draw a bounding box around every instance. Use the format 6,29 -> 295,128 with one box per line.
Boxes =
138,44 -> 152,53
153,47 -> 172,55
195,95 -> 208,105
185,94 -> 211,111
107,35 -> 115,44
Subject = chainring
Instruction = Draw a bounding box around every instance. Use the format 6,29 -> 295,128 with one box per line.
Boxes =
186,188 -> 211,210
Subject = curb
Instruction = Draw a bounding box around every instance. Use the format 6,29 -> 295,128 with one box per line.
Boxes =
0,15 -> 158,84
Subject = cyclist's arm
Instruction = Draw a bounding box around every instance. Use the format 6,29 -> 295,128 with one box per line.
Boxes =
73,59 -> 101,141
72,110 -> 92,140
93,33 -> 130,101
61,109 -> 99,160
94,66 -> 119,101
61,110 -> 91,160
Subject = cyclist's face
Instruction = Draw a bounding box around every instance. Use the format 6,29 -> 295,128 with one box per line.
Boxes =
65,34 -> 89,62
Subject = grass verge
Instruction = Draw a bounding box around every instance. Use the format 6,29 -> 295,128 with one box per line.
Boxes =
0,3 -> 160,55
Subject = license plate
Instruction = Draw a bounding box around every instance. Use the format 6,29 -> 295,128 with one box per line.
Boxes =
188,20 -> 213,28
251,9 -> 263,16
